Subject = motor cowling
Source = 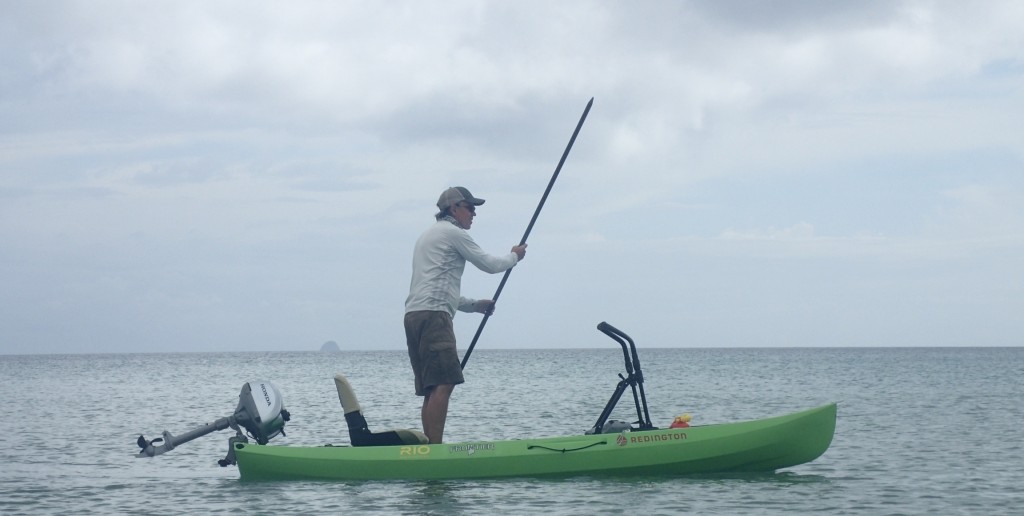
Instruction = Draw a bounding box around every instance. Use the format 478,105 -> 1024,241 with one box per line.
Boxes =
233,380 -> 289,444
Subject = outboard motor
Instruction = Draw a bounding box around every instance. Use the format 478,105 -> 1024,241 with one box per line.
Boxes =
136,380 -> 289,466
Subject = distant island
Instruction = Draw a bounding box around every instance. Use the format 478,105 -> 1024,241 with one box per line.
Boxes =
320,341 -> 340,352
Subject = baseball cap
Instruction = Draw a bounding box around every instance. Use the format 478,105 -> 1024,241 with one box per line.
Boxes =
436,186 -> 486,211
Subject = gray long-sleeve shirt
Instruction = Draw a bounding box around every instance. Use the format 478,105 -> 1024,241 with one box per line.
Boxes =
404,219 -> 518,317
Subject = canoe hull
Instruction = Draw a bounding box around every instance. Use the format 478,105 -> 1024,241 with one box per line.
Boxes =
234,403 -> 836,481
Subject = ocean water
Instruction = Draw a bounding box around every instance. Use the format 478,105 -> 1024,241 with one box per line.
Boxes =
1,346 -> 1021,515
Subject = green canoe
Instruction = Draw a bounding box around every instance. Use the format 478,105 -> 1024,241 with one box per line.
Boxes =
234,402 -> 836,481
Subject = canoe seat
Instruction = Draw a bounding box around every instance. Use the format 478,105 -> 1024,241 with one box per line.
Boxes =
334,374 -> 428,447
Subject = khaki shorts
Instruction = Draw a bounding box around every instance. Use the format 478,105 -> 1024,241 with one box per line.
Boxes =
404,311 -> 465,396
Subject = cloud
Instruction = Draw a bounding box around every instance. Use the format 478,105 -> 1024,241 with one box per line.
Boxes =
2,1 -> 1023,353
933,183 -> 1024,242
720,222 -> 816,241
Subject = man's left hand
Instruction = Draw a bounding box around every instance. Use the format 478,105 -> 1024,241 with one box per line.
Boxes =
475,300 -> 496,316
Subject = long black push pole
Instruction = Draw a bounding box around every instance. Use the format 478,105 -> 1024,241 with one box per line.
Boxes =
461,97 -> 594,369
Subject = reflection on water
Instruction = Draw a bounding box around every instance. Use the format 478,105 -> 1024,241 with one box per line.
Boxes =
403,481 -> 464,516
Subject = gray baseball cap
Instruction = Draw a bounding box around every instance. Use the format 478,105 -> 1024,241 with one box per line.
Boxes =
436,186 -> 486,211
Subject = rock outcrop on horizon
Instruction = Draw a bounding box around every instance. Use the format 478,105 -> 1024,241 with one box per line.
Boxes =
320,340 -> 340,352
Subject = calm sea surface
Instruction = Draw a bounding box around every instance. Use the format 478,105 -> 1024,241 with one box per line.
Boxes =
1,346 -> 1021,515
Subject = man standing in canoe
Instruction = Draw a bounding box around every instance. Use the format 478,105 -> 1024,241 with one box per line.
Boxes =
405,186 -> 527,444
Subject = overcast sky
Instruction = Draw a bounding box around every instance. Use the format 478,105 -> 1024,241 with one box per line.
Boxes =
2,1 -> 1022,355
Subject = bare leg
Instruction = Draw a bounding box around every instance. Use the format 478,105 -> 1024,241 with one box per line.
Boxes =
421,383 -> 455,444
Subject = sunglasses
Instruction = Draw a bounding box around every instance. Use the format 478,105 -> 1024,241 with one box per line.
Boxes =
459,203 -> 476,214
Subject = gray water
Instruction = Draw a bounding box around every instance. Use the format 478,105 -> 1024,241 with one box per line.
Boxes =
2,347 -> 1021,515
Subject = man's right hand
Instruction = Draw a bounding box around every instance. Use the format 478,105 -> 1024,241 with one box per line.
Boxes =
512,244 -> 527,260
